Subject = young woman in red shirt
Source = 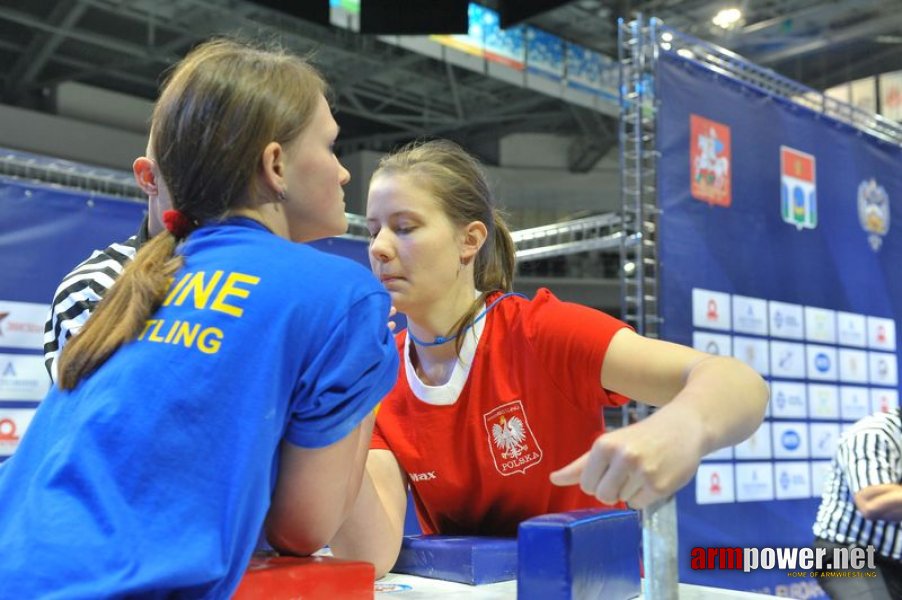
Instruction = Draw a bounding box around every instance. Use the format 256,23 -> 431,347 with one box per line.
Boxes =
329,139 -> 769,576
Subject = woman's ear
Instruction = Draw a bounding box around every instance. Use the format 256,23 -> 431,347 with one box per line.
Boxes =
132,157 -> 159,196
259,141 -> 286,198
460,220 -> 488,263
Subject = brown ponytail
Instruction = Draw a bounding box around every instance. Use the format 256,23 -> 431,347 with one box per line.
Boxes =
58,233 -> 181,389
57,38 -> 327,389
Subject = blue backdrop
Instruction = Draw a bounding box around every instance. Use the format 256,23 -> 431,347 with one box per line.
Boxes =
657,52 -> 902,597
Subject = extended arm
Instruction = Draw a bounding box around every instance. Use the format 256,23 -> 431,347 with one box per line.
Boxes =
265,413 -> 376,556
329,449 -> 409,577
551,328 -> 768,508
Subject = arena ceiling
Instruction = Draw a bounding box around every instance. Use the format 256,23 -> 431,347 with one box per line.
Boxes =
0,0 -> 900,169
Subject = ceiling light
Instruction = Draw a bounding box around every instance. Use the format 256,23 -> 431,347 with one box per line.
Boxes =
661,32 -> 673,42
712,7 -> 743,29
677,48 -> 695,59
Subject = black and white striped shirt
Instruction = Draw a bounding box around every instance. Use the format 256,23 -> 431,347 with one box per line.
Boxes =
813,408 -> 902,561
43,220 -> 148,382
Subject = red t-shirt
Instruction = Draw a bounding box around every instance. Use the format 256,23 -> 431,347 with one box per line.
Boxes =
372,289 -> 630,536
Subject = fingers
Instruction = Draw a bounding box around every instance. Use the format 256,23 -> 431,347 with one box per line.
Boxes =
387,305 -> 398,331
549,452 -> 587,486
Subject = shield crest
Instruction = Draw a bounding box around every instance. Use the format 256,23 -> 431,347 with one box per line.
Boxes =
483,400 -> 543,476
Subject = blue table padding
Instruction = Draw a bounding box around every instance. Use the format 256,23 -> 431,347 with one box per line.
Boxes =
392,535 -> 518,585
518,509 -> 641,599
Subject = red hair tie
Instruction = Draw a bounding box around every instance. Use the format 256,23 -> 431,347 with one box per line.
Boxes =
162,209 -> 194,238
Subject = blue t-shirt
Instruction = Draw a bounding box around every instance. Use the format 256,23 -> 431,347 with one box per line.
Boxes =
0,218 -> 398,599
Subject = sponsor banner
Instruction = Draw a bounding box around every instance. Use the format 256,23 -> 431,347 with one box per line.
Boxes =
772,422 -> 809,459
810,461 -> 833,497
840,386 -> 870,422
769,341 -> 806,379
866,316 -> 896,351
806,345 -> 838,381
838,348 -> 868,384
0,300 -> 47,351
0,407 -> 36,457
770,381 -> 807,419
733,336 -> 769,375
837,312 -> 867,347
693,331 -> 732,357
808,384 -> 840,420
871,387 -> 899,414
696,463 -> 735,504
734,421 -> 772,460
808,423 -> 841,460
692,288 -> 731,331
804,307 -> 836,344
768,301 -> 804,340
525,26 -> 564,81
733,295 -> 768,336
868,351 -> 898,386
775,461 -> 811,500
0,353 -> 49,401
735,462 -> 774,502
702,445 -> 734,461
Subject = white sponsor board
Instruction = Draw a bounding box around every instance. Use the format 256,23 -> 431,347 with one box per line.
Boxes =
775,461 -> 811,500
770,381 -> 807,419
734,421 -> 772,460
733,336 -> 769,375
696,463 -> 735,504
808,423 -> 841,459
0,354 -> 50,401
768,301 -> 804,340
836,312 -> 867,348
804,307 -> 836,344
770,341 -> 806,379
772,421 -> 809,459
692,332 -> 732,357
736,462 -> 775,502
693,288 -> 731,331
808,384 -> 840,420
733,295 -> 768,336
0,301 -> 47,351
0,407 -> 36,457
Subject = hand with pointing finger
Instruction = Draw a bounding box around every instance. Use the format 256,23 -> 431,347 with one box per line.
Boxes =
549,406 -> 707,509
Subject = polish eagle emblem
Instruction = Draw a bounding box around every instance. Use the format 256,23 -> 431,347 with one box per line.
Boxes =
492,415 -> 527,459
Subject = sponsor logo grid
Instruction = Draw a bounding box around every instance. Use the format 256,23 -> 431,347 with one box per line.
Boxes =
0,301 -> 47,459
692,289 -> 898,504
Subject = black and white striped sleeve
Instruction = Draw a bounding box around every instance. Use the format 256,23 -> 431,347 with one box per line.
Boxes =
43,237 -> 140,382
841,414 -> 902,494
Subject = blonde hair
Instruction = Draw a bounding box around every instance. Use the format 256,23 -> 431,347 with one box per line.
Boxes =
373,139 -> 516,352
58,39 -> 327,389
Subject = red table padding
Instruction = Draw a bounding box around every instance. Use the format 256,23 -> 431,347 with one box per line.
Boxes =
232,556 -> 374,600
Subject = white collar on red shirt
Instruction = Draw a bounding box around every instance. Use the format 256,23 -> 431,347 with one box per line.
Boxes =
403,295 -> 486,406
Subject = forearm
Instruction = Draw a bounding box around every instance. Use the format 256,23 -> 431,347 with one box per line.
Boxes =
662,355 -> 769,455
329,468 -> 405,577
855,484 -> 902,521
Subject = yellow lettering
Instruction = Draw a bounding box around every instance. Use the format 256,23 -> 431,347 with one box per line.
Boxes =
197,327 -> 223,354
139,319 -> 157,340
163,320 -> 181,343
173,321 -> 200,348
148,319 -> 166,342
210,272 -> 260,317
174,271 -> 224,309
163,273 -> 192,306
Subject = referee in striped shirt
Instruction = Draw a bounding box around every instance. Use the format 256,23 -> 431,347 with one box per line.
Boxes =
813,407 -> 902,599
43,143 -> 171,382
